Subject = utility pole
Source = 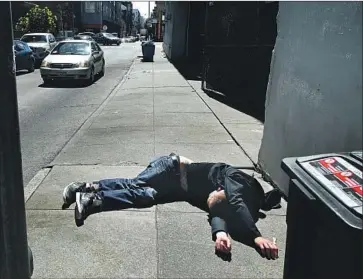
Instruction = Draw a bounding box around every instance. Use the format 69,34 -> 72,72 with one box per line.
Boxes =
0,2 -> 31,279
72,2 -> 76,35
148,1 -> 150,18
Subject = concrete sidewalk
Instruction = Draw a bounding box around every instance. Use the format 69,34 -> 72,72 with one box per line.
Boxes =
25,42 -> 287,278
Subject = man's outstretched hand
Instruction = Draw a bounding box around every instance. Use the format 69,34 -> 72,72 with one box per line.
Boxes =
215,231 -> 232,262
254,236 -> 279,260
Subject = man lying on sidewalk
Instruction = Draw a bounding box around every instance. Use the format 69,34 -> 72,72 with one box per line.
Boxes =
62,153 -> 282,261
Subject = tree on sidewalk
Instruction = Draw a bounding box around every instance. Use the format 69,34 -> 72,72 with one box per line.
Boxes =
15,5 -> 56,33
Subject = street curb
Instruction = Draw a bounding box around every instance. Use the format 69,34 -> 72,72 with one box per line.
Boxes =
24,167 -> 52,202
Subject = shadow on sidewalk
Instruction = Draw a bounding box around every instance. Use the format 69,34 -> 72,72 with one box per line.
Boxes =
166,56 -> 265,122
205,90 -> 265,123
169,59 -> 202,81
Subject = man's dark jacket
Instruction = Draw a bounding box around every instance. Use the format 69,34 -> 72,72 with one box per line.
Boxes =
184,163 -> 265,247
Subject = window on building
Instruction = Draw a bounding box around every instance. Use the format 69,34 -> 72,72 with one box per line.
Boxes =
84,2 -> 96,13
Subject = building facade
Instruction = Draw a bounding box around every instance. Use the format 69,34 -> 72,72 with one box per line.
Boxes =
132,9 -> 141,35
11,1 -> 133,37
153,1 -> 165,42
80,1 -> 130,35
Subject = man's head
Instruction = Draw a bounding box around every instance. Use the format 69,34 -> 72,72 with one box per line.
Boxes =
207,188 -> 228,217
207,187 -> 226,209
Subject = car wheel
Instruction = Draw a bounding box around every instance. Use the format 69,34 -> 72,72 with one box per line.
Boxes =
88,67 -> 95,85
43,78 -> 52,85
117,42 -> 120,46
37,59 -> 43,68
100,60 -> 105,77
28,59 -> 35,73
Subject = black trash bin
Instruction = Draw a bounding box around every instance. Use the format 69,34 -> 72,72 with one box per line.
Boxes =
141,41 -> 155,62
281,152 -> 362,279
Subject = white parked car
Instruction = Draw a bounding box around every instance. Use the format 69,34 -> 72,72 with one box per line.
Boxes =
20,33 -> 57,66
40,40 -> 105,85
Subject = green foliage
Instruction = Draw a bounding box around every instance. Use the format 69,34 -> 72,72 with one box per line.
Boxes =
15,16 -> 29,32
15,5 -> 56,33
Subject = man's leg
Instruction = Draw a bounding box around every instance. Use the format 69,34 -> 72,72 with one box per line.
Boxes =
62,155 -> 171,209
62,179 -> 137,209
75,185 -> 157,227
64,154 -> 183,209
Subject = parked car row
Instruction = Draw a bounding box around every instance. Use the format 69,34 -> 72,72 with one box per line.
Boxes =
14,32 -> 106,86
76,32 -> 121,46
122,36 -> 139,43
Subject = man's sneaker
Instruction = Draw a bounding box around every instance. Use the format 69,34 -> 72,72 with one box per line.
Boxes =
62,182 -> 96,210
74,192 -> 103,227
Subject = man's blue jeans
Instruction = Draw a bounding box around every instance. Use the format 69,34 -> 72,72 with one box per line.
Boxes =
96,155 -> 185,211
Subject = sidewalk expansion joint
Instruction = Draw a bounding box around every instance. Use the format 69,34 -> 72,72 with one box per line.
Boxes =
152,61 -> 162,279
24,167 -> 52,202
48,163 -> 143,167
57,104 -> 100,108
155,210 -> 208,214
26,208 -> 153,213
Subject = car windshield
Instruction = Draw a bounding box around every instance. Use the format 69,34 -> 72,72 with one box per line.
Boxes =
79,32 -> 94,37
50,42 -> 91,55
21,35 -> 47,43
103,33 -> 114,38
74,35 -> 90,40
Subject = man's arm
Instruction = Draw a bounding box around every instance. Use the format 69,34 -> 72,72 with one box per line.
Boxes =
208,189 -> 278,260
208,188 -> 261,245
207,189 -> 229,240
229,198 -> 262,245
207,191 -> 232,259
209,216 -> 228,241
224,173 -> 279,260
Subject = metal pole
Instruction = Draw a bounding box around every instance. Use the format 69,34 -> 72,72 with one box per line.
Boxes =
0,2 -> 30,279
72,2 -> 75,35
148,1 -> 150,18
100,2 -> 103,32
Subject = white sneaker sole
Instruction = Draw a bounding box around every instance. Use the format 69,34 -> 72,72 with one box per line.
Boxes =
75,192 -> 84,227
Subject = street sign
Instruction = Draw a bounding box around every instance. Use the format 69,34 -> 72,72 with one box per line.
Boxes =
103,25 -> 108,31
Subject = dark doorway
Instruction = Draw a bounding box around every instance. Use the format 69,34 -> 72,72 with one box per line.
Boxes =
171,2 -> 207,81
201,1 -> 279,122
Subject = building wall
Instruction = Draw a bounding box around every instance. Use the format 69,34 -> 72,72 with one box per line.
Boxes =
163,1 -> 189,61
81,1 -> 102,29
162,2 -> 173,57
258,2 -> 362,195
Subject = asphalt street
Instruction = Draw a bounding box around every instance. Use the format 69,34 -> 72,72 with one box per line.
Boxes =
16,43 -> 140,185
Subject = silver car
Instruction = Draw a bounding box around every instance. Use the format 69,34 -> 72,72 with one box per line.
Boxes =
40,40 -> 105,85
20,33 -> 57,66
